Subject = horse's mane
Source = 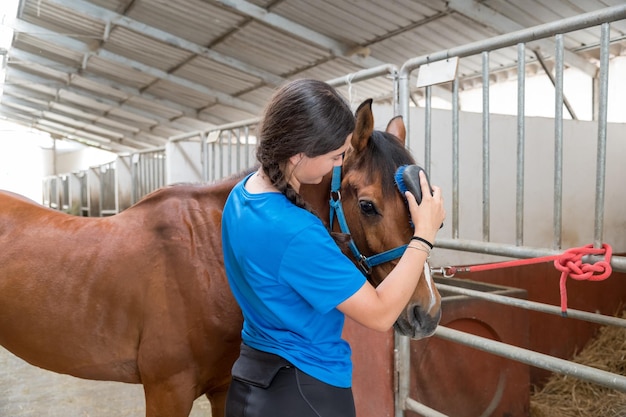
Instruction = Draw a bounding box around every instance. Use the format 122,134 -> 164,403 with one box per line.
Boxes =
356,130 -> 416,198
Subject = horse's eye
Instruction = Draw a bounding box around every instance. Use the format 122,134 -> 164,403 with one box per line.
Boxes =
359,200 -> 379,216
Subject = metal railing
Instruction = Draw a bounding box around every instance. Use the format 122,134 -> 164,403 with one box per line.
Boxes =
130,147 -> 166,205
396,5 -> 626,416
98,162 -> 117,216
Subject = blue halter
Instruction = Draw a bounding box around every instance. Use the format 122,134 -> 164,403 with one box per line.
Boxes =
329,165 -> 408,275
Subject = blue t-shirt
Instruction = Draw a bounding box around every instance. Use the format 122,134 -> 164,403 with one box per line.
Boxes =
221,174 -> 366,388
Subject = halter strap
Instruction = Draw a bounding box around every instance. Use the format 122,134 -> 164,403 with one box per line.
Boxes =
329,166 -> 408,275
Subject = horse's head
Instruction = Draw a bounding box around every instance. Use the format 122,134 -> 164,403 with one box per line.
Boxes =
307,99 -> 442,339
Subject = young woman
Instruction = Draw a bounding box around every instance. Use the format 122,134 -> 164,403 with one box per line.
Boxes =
221,79 -> 445,417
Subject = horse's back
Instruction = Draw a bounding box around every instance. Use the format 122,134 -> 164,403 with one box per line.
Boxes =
0,181 -> 242,387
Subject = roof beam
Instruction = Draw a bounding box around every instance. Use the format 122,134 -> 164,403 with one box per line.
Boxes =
96,49 -> 262,115
9,48 -> 200,120
0,106 -> 139,152
8,48 -> 225,138
42,0 -> 286,87
213,0 -> 387,68
10,18 -> 263,115
3,82 -> 182,138
447,0 -> 597,77
1,94 -> 166,148
6,69 -> 196,132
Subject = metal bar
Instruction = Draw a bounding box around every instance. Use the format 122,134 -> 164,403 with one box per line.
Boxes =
141,155 -> 147,197
405,398 -> 449,417
125,146 -> 166,155
435,326 -> 626,392
237,127 -> 242,173
98,171 -> 104,216
392,76 -> 399,116
227,130 -> 233,177
553,35 -> 564,249
424,86 -> 432,171
210,142 -> 216,183
149,154 -> 155,194
394,334 -> 410,417
533,49 -> 578,120
243,126 -> 250,167
516,43 -> 525,246
153,153 -> 158,190
201,132 -> 207,182
595,23 -> 610,248
148,154 -> 153,193
482,51 -> 490,242
452,78 -> 460,239
159,153 -> 167,187
147,154 -> 152,194
436,283 -> 626,329
131,160 -> 137,204
326,64 -> 398,87
157,152 -> 163,189
135,156 -> 142,199
219,133 -> 225,180
212,139 -> 218,182
434,237 -> 626,273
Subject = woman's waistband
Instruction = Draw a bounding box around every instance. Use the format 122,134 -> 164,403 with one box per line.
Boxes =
231,343 -> 292,388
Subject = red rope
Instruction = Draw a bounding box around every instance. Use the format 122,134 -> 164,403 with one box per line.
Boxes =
444,243 -> 613,316
554,243 -> 613,316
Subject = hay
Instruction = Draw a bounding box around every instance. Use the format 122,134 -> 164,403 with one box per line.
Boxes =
530,311 -> 626,417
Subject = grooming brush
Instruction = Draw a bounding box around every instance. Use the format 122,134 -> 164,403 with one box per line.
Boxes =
395,164 -> 443,228
394,164 -> 432,205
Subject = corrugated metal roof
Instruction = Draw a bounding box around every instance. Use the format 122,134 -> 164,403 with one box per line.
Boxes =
0,0 -> 625,152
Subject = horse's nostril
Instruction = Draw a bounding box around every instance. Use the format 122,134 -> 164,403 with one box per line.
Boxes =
412,305 -> 424,327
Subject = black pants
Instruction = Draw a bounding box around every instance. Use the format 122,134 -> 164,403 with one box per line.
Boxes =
225,344 -> 355,417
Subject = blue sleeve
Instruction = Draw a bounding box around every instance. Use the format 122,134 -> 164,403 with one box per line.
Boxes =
278,224 -> 366,314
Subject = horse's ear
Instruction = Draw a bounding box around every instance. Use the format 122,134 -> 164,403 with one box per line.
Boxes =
352,99 -> 374,152
386,116 -> 406,146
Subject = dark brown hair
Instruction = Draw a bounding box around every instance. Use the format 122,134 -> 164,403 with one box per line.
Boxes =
256,79 -> 355,211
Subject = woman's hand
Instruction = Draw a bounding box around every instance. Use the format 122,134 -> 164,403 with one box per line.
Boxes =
405,170 -> 445,244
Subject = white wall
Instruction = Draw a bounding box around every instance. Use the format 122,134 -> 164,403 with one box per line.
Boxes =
51,147 -> 117,176
0,120 -> 116,203
0,129 -> 46,202
406,107 -> 626,264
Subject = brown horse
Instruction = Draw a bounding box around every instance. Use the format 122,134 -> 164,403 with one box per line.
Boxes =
0,99 -> 441,417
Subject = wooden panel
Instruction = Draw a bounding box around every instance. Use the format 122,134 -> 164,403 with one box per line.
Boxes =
343,319 -> 395,417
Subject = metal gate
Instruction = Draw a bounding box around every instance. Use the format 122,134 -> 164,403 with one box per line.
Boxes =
130,147 -> 166,204
396,5 -> 626,416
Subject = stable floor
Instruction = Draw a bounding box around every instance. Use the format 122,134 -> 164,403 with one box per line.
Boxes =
0,347 -> 212,417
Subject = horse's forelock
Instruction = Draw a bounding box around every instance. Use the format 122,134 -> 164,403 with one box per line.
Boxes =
355,130 -> 415,197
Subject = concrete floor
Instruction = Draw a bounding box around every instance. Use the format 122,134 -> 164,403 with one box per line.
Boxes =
0,347 -> 212,417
